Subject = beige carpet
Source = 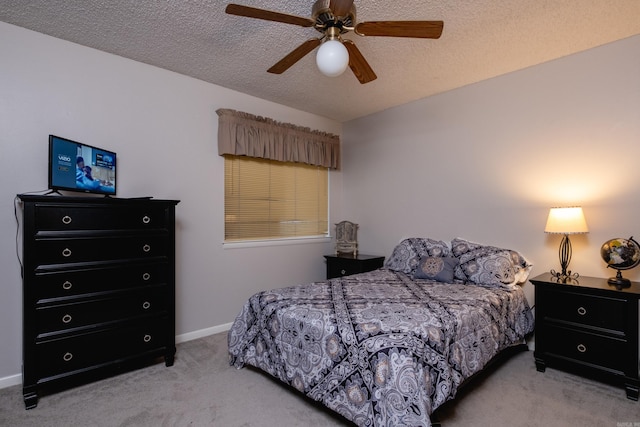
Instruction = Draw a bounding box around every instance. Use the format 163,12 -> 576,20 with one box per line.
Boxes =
0,332 -> 637,426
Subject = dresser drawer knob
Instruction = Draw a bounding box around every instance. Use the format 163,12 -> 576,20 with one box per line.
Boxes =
62,281 -> 73,290
142,272 -> 151,281
143,334 -> 152,343
577,344 -> 587,353
62,352 -> 73,362
341,269 -> 346,275
61,215 -> 72,225
577,307 -> 587,316
142,215 -> 151,224
143,244 -> 151,253
62,248 -> 72,257
62,314 -> 72,324
142,301 -> 151,310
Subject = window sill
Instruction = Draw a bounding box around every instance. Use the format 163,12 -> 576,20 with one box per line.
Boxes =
223,236 -> 332,249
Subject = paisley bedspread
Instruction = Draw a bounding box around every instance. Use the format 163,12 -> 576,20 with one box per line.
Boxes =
228,268 -> 534,426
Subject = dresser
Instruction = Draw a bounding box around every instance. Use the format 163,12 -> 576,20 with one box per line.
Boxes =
18,195 -> 179,409
324,254 -> 385,279
530,273 -> 640,400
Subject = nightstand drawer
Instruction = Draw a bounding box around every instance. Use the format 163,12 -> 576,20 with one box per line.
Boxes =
540,288 -> 628,334
328,262 -> 360,278
544,325 -> 630,374
324,254 -> 385,279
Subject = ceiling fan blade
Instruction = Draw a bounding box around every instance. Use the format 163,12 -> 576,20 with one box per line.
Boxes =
329,0 -> 354,18
343,40 -> 377,84
267,39 -> 322,74
355,21 -> 444,38
225,4 -> 314,27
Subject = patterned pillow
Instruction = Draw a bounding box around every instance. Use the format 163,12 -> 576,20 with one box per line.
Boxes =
413,256 -> 458,282
384,238 -> 450,274
451,238 -> 532,287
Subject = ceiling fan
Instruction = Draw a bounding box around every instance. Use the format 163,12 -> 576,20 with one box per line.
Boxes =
225,0 -> 443,84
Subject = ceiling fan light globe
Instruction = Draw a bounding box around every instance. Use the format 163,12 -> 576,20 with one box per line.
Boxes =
316,40 -> 349,77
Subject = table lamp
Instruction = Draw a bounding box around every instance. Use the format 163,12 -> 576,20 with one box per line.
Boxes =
545,207 -> 589,281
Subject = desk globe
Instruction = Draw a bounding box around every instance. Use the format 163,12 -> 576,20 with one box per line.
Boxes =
600,237 -> 640,288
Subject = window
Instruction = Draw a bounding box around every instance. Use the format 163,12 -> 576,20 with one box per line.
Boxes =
224,156 -> 329,242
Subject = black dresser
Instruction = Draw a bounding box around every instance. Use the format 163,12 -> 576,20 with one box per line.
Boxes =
18,195 -> 179,409
531,273 -> 640,400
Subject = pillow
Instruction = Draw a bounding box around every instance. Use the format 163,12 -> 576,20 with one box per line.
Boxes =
451,238 -> 532,287
414,256 -> 458,282
384,238 -> 450,274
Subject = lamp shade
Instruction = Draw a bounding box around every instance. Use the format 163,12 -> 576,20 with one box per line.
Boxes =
316,39 -> 349,77
544,207 -> 589,234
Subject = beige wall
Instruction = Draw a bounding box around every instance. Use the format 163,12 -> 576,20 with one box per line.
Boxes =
0,22 -> 342,383
342,35 -> 640,306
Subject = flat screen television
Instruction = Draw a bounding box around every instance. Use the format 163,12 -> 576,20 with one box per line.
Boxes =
48,135 -> 117,195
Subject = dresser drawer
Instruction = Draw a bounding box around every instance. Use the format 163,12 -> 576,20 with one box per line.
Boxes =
36,320 -> 169,381
33,262 -> 168,301
34,235 -> 169,265
33,204 -> 169,232
35,287 -> 168,337
540,288 -> 628,334
543,324 -> 630,375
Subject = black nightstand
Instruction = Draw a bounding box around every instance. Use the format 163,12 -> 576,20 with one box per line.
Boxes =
324,254 -> 385,279
530,273 -> 640,400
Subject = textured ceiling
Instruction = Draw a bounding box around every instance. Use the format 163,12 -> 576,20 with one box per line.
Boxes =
1,0 -> 639,122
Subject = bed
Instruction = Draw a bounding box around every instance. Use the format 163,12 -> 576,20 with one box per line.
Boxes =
228,238 -> 535,426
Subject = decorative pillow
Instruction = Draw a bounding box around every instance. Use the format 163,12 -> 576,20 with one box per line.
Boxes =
384,238 -> 450,274
451,238 -> 532,287
414,256 -> 458,282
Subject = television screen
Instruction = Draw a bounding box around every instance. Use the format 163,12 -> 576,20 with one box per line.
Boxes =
49,135 -> 116,195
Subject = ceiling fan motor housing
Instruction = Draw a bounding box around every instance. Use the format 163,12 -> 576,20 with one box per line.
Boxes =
312,0 -> 356,34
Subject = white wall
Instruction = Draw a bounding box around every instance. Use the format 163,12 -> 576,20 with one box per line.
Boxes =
342,35 -> 640,306
0,22 -> 342,383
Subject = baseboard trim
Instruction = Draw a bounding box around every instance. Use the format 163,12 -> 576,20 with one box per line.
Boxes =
175,322 -> 232,344
0,373 -> 22,390
0,322 -> 234,390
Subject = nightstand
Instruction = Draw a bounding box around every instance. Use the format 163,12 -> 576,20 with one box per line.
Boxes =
530,273 -> 640,401
324,254 -> 385,279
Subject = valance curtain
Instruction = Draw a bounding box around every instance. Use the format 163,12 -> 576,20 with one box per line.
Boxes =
216,108 -> 340,169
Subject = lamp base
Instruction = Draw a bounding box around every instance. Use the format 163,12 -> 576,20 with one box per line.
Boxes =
549,269 -> 579,284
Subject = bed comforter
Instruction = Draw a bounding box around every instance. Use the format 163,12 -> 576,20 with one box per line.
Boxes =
228,268 -> 534,426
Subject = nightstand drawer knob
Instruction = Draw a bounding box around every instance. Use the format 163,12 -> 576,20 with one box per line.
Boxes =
62,248 -> 72,257
62,281 -> 73,290
142,301 -> 151,310
341,269 -> 346,275
62,314 -> 72,324
143,244 -> 151,253
143,334 -> 152,343
142,215 -> 151,224
142,272 -> 151,281
62,215 -> 72,225
577,306 -> 587,316
577,344 -> 587,353
63,352 -> 73,362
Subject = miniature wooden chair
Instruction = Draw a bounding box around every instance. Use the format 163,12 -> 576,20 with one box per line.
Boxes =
335,221 -> 358,255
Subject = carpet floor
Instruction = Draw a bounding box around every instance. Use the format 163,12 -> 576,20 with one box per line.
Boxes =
0,332 -> 637,426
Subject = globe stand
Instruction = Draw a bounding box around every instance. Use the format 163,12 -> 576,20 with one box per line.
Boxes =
607,269 -> 631,290
601,236 -> 640,290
